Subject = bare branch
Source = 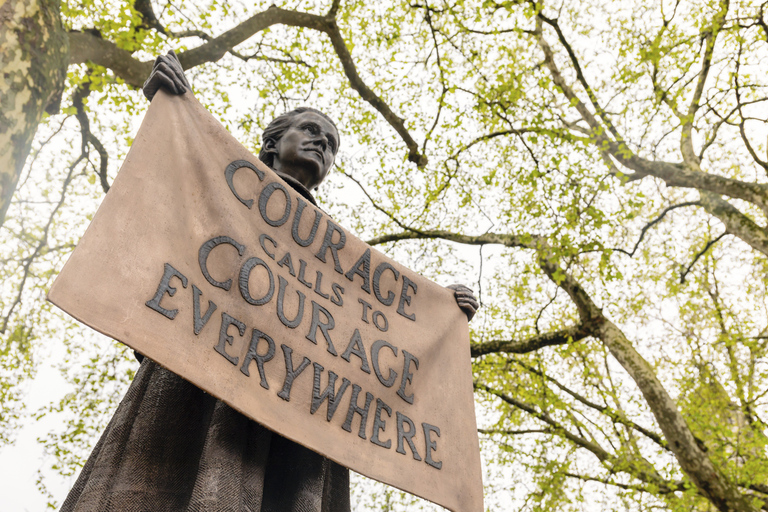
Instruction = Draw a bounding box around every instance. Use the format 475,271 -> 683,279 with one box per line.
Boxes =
532,10 -> 768,220
564,472 -> 684,494
478,428 -> 549,435
69,6 -> 427,167
475,381 -> 613,462
72,80 -> 110,193
534,240 -> 756,511
69,31 -> 152,87
321,17 -> 427,167
680,232 -> 727,283
365,229 -> 539,249
1,155 -> 81,333
327,0 -> 342,18
471,324 -> 590,356
733,41 -> 768,174
536,12 -> 623,143
421,6 -> 448,154
514,360 -> 669,450
616,201 -> 702,257
680,0 -> 729,167
476,381 -> 678,492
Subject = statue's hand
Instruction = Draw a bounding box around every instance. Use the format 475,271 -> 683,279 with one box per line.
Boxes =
447,284 -> 479,322
143,50 -> 191,101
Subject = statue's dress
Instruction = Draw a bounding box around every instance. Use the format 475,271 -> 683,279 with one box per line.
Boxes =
60,176 -> 351,512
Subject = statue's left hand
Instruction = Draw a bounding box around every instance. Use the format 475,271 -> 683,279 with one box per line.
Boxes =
143,50 -> 191,101
447,284 -> 479,322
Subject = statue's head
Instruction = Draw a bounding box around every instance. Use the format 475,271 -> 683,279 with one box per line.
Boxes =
259,107 -> 340,190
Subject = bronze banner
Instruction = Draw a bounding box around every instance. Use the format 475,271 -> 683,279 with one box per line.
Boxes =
48,91 -> 483,512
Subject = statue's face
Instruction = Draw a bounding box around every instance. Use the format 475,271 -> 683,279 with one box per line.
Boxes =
270,111 -> 339,190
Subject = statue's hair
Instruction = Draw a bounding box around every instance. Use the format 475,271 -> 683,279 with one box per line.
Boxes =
258,107 -> 339,169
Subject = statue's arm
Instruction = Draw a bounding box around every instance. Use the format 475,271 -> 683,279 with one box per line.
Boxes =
143,51 -> 191,101
447,284 -> 479,322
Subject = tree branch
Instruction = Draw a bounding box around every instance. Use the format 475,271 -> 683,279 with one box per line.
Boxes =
533,10 -> 768,220
69,6 -> 427,167
381,226 -> 756,510
1,154 -> 81,334
699,192 -> 768,256
471,324 -> 590,356
365,229 -> 539,249
680,0 -> 729,167
476,381 -> 678,493
536,12 -> 623,143
564,471 -> 684,495
514,359 -> 669,450
69,31 -> 152,87
533,240 -> 756,511
72,80 -> 110,193
616,201 -> 702,257
679,232 -> 727,283
476,381 -> 613,461
321,17 -> 427,167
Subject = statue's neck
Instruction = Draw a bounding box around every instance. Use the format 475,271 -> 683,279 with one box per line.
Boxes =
273,170 -> 317,206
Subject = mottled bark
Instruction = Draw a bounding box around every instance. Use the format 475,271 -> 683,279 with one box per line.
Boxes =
0,0 -> 68,229
535,246 -> 757,512
379,226 -> 758,510
535,5 -> 768,263
699,191 -> 768,255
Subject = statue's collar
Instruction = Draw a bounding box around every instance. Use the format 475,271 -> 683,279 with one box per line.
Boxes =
273,170 -> 317,207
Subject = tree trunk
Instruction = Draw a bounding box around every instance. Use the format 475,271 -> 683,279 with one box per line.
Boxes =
0,0 -> 68,229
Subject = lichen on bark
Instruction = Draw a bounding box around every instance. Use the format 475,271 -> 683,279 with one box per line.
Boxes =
0,0 -> 69,228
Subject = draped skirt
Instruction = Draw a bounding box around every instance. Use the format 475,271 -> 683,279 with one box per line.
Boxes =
60,360 -> 350,512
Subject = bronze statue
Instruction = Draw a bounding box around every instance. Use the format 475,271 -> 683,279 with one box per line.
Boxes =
60,51 -> 478,512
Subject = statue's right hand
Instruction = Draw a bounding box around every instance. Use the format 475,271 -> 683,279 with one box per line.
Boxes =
143,50 -> 191,101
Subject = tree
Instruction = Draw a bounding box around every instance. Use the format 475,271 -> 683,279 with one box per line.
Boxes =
1,0 -> 767,510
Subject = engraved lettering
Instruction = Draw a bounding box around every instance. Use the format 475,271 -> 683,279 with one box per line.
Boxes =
344,248 -> 371,293
306,301 -> 338,355
371,398 -> 392,449
239,256 -> 275,306
422,423 -> 442,469
292,197 -> 322,246
199,236 -> 245,291
277,344 -> 311,401
240,328 -> 276,389
396,411 -> 422,461
315,220 -> 346,274
259,233 -> 277,260
277,276 -> 305,328
373,262 -> 399,307
192,284 -> 217,335
358,298 -> 372,323
371,339 -> 398,387
145,263 -> 188,320
342,384 -> 374,440
277,251 -> 296,277
340,329 -> 371,374
372,310 -> 388,332
396,275 -> 417,321
314,271 -> 330,299
258,182 -> 292,227
215,312 -> 245,365
297,259 -> 313,288
397,350 -> 419,404
310,363 -> 351,421
225,159 -> 265,209
331,283 -> 344,307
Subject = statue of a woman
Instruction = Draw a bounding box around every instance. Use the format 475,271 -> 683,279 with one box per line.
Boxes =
60,52 -> 479,512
